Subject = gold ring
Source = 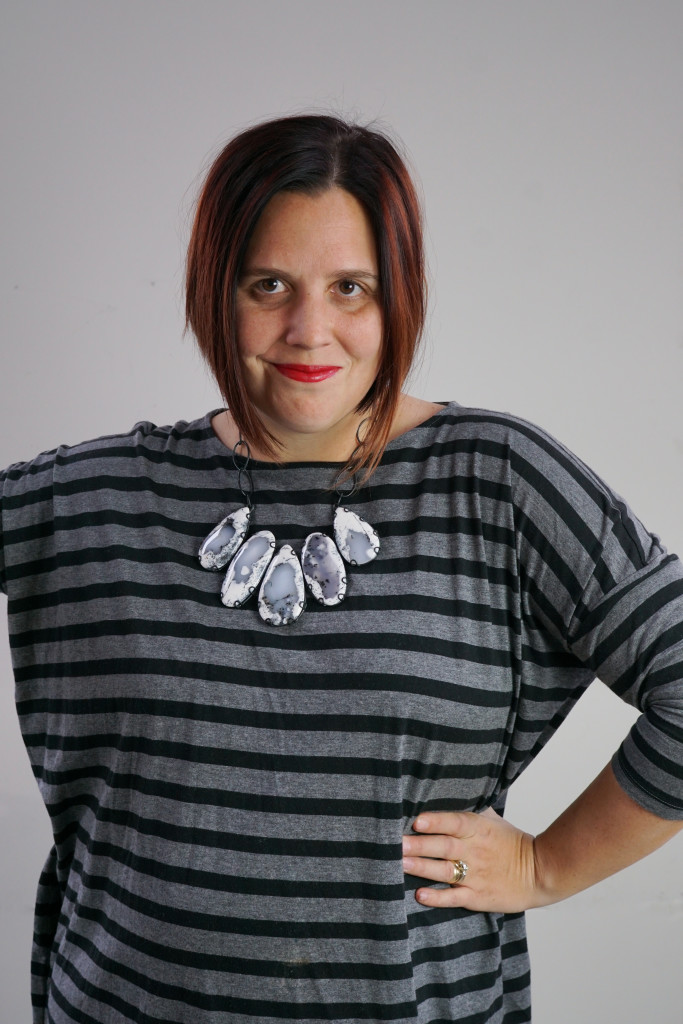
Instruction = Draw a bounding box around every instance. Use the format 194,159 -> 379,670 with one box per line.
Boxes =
449,859 -> 468,885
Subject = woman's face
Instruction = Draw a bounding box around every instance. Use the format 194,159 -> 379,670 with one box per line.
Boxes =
235,187 -> 382,459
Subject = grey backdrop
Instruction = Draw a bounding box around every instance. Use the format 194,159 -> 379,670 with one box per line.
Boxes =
1,2 -> 682,1021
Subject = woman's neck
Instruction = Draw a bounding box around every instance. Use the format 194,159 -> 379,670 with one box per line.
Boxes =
210,395 -> 443,463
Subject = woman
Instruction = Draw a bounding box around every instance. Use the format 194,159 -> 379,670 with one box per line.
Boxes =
2,114 -> 681,1024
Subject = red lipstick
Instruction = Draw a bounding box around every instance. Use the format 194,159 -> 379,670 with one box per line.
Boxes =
273,364 -> 341,383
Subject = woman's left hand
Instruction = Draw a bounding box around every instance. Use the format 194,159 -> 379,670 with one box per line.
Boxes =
404,768 -> 683,914
402,808 -> 549,913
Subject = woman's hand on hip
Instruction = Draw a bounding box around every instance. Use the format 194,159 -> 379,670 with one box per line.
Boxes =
403,767 -> 683,914
402,808 -> 550,913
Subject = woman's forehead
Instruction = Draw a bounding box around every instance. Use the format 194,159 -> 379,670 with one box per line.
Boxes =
243,188 -> 378,270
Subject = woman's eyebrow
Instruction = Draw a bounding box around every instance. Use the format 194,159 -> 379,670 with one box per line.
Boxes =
338,269 -> 379,282
240,265 -> 379,281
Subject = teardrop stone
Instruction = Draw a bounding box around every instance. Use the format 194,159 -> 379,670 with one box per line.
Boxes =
301,532 -> 347,605
333,507 -> 380,565
221,531 -> 275,608
199,506 -> 252,570
258,544 -> 306,626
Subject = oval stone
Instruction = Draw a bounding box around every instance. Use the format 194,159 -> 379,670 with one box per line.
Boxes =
258,544 -> 306,626
301,532 -> 347,605
199,506 -> 252,570
333,507 -> 380,565
221,531 -> 275,608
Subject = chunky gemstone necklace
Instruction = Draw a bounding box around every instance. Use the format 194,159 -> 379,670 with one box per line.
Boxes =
198,436 -> 380,626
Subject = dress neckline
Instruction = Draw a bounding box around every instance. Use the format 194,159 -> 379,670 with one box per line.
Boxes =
202,401 -> 459,469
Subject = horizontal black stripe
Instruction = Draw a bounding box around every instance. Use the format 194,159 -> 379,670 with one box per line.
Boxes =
629,724 -> 683,781
19,695 -> 508,744
15,652 -> 515,697
24,731 -> 502,785
502,970 -> 532,995
65,862 -> 409,941
54,939 -> 418,1019
409,930 -> 499,968
71,898 -> 415,980
616,748 -> 683,812
67,844 -> 403,904
53,806 -> 395,861
10,593 -> 516,648
6,552 -> 518,605
39,766 -> 406,821
41,459 -> 513,505
415,965 -> 502,1003
5,418 -> 513,483
520,643 -> 584,670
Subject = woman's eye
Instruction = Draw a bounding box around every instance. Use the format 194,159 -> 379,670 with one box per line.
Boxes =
338,280 -> 362,297
256,278 -> 284,294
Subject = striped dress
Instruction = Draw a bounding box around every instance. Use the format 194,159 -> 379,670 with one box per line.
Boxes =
2,401 -> 682,1024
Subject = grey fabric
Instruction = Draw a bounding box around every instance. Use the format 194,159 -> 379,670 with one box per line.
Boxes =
2,401 -> 682,1024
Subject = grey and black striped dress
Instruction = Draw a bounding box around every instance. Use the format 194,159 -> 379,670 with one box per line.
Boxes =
3,401 -> 682,1024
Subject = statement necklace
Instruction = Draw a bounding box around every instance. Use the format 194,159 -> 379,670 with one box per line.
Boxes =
198,435 -> 380,627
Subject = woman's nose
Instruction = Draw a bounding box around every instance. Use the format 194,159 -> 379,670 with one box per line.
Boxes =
284,291 -> 331,348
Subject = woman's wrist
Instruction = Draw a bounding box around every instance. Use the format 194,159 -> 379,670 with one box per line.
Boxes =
529,763 -> 683,906
531,830 -> 583,906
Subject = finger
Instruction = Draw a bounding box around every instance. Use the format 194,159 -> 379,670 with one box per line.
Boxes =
402,833 -> 465,861
415,883 -> 471,909
412,811 -> 477,839
403,855 -> 465,886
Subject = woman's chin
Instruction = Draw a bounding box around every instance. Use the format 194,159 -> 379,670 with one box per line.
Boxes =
259,407 -> 362,461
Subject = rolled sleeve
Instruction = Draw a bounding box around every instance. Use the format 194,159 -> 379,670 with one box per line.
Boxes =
510,420 -> 683,820
569,537 -> 683,819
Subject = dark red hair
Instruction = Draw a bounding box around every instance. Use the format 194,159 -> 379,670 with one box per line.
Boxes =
185,114 -> 426,480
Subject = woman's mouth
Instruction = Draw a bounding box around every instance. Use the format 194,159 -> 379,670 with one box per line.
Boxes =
273,364 -> 342,383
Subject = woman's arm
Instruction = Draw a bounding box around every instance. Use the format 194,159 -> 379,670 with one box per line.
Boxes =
402,762 -> 683,912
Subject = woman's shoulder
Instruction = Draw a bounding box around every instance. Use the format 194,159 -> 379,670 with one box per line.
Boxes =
396,399 -> 632,524
440,401 -> 663,568
413,399 -> 572,449
396,398 -> 588,467
1,410 -> 224,490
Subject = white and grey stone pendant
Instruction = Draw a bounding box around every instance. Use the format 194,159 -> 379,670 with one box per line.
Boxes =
199,506 -> 252,570
199,450 -> 380,623
220,530 -> 275,608
333,506 -> 380,566
258,544 -> 306,626
301,532 -> 347,606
